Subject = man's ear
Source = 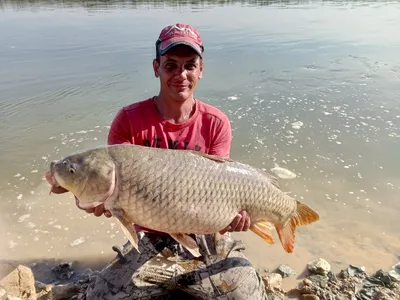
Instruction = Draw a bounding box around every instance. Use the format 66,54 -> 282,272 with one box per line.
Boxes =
153,59 -> 160,78
199,59 -> 204,79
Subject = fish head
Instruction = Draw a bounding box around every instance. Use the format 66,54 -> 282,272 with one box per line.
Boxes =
47,149 -> 116,208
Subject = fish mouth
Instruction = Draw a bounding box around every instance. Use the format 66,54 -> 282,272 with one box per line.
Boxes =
45,165 -> 68,194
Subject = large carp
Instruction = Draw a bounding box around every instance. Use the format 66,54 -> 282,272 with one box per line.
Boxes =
46,144 -> 319,257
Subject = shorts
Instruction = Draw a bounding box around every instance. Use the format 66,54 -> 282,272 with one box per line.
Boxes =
83,232 -> 268,300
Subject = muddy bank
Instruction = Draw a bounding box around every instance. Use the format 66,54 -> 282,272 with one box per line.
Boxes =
1,254 -> 399,300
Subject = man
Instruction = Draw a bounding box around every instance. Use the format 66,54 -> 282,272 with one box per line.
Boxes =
51,23 -> 268,299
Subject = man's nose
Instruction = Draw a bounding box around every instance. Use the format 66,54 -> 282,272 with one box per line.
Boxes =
174,66 -> 187,79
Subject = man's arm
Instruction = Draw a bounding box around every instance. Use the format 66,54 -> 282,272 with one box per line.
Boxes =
108,108 -> 133,145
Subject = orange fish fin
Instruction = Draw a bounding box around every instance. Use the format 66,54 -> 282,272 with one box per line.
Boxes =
276,200 -> 320,253
275,220 -> 296,253
250,220 -> 275,244
190,151 -> 231,163
293,200 -> 320,226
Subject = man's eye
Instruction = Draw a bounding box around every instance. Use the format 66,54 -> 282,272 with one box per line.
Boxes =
165,63 -> 176,69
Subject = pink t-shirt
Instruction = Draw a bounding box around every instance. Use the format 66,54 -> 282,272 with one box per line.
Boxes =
107,97 -> 232,234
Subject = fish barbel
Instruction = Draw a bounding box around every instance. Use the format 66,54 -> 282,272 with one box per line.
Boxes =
46,144 -> 319,257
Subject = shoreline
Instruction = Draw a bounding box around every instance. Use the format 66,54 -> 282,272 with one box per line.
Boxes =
1,251 -> 399,300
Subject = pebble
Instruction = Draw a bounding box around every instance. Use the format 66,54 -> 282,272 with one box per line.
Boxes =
261,273 -> 283,293
307,258 -> 331,276
301,295 -> 320,300
277,264 -> 296,278
0,287 -> 6,298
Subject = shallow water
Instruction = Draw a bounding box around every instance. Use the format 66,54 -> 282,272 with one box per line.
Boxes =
1,0 -> 400,288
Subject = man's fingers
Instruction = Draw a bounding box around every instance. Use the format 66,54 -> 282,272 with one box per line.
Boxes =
229,214 -> 242,231
235,212 -> 246,231
104,210 -> 112,218
85,207 -> 95,214
242,211 -> 250,231
219,225 -> 231,235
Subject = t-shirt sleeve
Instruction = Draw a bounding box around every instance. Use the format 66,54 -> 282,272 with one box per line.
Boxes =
208,114 -> 232,158
107,108 -> 133,145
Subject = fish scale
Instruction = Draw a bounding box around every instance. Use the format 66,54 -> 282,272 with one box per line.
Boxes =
47,144 -> 320,256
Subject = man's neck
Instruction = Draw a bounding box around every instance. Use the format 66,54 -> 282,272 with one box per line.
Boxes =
154,94 -> 196,124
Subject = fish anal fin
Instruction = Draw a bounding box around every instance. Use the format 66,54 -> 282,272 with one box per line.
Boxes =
276,220 -> 296,253
169,233 -> 201,258
276,200 -> 320,253
190,151 -> 231,163
250,220 -> 275,244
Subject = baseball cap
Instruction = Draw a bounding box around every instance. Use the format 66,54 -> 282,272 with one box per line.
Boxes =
156,23 -> 204,57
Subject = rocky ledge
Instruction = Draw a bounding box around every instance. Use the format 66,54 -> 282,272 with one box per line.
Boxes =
1,258 -> 399,300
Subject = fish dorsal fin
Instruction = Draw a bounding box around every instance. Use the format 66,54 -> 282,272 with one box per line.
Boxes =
189,151 -> 231,163
266,172 -> 280,189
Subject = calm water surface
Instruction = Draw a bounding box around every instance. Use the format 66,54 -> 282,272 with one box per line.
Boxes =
1,0 -> 400,286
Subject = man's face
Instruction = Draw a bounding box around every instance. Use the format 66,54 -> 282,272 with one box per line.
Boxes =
153,45 -> 203,103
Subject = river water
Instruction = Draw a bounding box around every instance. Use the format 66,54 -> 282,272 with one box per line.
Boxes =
1,0 -> 399,288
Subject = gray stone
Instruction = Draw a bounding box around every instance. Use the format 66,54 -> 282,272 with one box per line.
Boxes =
393,263 -> 400,274
388,270 -> 400,282
277,264 -> 296,278
347,264 -> 366,277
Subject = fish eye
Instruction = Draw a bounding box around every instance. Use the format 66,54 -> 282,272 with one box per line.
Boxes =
63,160 -> 68,166
69,168 -> 75,174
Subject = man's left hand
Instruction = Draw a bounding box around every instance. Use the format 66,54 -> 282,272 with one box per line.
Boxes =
219,210 -> 251,235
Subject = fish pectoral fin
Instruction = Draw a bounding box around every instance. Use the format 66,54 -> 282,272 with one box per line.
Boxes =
189,151 -> 231,163
169,233 -> 201,258
250,220 -> 275,244
114,215 -> 140,253
276,200 -> 320,253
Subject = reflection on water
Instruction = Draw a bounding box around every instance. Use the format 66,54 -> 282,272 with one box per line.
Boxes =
0,0 -> 399,283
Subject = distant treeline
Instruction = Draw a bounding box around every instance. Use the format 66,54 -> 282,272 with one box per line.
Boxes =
0,0 -> 390,10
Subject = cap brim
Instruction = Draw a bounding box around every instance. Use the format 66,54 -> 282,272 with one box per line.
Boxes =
159,38 -> 203,57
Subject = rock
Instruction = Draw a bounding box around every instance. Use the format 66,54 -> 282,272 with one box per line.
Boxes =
266,292 -> 286,300
35,281 -> 53,299
0,261 -> 36,300
261,273 -> 283,293
307,275 -> 328,288
276,264 -> 296,278
0,286 -> 7,299
347,264 -> 366,277
51,283 -> 81,299
52,263 -> 74,281
301,295 -> 320,300
393,263 -> 400,273
307,258 -> 331,276
388,270 -> 400,282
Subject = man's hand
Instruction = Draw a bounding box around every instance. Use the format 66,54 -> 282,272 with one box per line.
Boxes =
80,201 -> 112,218
219,210 -> 251,235
73,197 -> 112,218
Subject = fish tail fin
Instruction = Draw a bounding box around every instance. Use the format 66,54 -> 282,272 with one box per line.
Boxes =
276,200 -> 320,253
250,220 -> 275,244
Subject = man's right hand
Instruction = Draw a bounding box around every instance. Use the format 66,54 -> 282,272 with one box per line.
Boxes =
74,197 -> 112,218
